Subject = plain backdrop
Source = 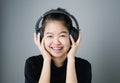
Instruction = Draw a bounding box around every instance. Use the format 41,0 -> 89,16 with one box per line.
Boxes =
1,0 -> 120,83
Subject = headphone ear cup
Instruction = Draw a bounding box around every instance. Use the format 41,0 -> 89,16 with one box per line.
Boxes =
70,27 -> 79,42
36,28 -> 40,35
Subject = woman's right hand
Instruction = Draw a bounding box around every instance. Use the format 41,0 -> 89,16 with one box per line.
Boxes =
34,32 -> 51,61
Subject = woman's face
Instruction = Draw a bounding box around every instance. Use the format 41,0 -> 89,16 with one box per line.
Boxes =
44,21 -> 71,58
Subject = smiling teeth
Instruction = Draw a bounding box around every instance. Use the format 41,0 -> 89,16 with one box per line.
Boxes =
52,47 -> 62,50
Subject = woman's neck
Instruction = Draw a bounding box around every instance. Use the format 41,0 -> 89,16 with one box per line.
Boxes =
52,56 -> 67,67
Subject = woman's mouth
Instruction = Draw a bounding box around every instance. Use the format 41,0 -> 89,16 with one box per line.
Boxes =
50,47 -> 64,54
51,47 -> 63,50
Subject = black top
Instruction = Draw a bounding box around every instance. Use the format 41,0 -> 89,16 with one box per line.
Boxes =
24,55 -> 92,83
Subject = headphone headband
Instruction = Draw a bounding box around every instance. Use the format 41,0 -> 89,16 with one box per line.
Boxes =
35,8 -> 80,31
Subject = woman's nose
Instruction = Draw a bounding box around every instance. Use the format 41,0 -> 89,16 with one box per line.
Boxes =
53,37 -> 61,45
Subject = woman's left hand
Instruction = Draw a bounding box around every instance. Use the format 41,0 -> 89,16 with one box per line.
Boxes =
67,32 -> 82,59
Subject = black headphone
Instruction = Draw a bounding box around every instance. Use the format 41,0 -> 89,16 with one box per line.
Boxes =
35,8 -> 80,42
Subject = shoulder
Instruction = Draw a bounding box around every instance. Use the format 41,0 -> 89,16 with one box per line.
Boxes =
25,55 -> 43,82
75,57 -> 91,68
75,57 -> 92,82
25,55 -> 43,66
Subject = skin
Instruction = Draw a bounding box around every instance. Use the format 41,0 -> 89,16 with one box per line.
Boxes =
34,20 -> 82,83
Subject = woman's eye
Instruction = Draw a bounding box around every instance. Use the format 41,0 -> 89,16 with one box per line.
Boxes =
46,35 -> 53,38
60,35 -> 66,37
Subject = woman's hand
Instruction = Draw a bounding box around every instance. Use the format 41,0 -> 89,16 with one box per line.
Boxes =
66,32 -> 82,83
67,32 -> 82,59
34,32 -> 51,61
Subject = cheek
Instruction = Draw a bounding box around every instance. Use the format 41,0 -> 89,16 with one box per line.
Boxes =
60,38 -> 71,47
44,39 -> 50,48
44,37 -> 71,49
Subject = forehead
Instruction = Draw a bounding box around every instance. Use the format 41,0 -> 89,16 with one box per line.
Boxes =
44,21 -> 69,33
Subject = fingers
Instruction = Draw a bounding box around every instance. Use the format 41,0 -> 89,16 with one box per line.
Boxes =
34,32 -> 37,45
37,33 -> 41,46
70,35 -> 75,45
34,32 -> 45,50
76,32 -> 82,45
34,32 -> 41,46
34,32 -> 51,60
70,31 -> 82,46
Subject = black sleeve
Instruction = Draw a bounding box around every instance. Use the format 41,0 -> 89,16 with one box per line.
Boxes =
76,58 -> 92,83
84,62 -> 92,83
24,56 -> 42,83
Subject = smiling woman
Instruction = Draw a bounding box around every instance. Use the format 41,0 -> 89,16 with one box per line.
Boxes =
44,21 -> 71,59
24,8 -> 92,83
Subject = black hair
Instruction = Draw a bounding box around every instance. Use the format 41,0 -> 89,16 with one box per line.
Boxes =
41,8 -> 73,33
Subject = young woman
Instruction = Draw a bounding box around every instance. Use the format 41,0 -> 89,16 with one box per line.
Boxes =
25,8 -> 92,83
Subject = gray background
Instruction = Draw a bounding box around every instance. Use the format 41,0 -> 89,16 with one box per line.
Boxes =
1,0 -> 120,83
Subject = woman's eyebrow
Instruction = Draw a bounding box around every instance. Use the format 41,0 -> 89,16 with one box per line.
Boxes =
60,31 -> 69,34
46,32 -> 52,34
45,31 -> 69,35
